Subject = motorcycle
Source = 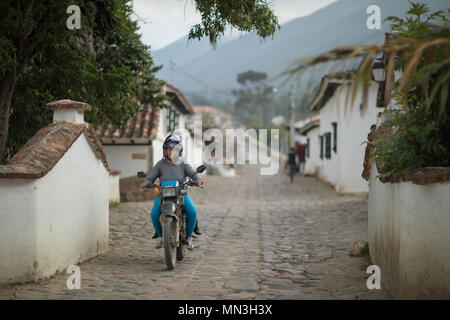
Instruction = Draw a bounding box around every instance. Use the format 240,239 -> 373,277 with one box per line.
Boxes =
137,165 -> 206,270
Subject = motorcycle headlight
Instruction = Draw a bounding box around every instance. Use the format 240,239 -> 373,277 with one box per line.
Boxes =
162,187 -> 176,198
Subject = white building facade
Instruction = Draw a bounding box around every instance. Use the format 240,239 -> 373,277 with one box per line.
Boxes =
96,84 -> 203,179
301,70 -> 383,192
0,100 -> 110,284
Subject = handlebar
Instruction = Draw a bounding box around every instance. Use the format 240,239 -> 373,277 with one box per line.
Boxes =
138,165 -> 206,190
142,180 -> 203,189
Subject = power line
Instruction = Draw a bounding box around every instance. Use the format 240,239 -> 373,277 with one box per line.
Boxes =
170,62 -> 232,98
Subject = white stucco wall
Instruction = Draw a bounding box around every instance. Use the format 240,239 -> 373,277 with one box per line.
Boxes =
0,133 -> 109,284
368,164 -> 450,299
53,109 -> 84,123
318,96 -> 341,189
337,84 -> 379,192
152,138 -> 164,167
0,180 -> 38,284
159,108 -> 168,138
154,107 -> 168,165
109,173 -> 120,203
305,127 -> 320,175
316,82 -> 380,192
178,114 -> 186,133
34,134 -> 109,279
103,145 -> 151,178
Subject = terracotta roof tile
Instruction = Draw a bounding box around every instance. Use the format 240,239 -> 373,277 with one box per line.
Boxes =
94,104 -> 160,144
191,105 -> 233,118
0,121 -> 109,179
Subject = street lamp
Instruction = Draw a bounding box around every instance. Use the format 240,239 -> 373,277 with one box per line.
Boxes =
372,61 -> 385,82
372,56 -> 387,109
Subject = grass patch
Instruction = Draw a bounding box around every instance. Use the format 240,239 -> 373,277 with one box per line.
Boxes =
109,201 -> 120,209
360,242 -> 370,257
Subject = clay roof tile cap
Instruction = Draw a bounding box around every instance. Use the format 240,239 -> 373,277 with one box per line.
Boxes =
46,99 -> 92,112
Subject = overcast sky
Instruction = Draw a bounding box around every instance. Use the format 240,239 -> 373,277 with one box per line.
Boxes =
132,0 -> 337,50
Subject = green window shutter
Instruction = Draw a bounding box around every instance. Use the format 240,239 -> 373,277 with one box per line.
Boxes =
166,108 -> 171,132
331,122 -> 337,153
166,108 -> 178,132
325,132 -> 331,159
319,135 -> 323,160
306,138 -> 310,158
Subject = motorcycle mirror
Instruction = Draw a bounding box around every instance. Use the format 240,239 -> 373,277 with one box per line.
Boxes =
137,171 -> 146,178
196,165 -> 207,174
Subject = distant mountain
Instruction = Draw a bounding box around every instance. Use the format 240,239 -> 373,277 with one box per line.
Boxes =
153,0 -> 448,97
152,34 -> 236,82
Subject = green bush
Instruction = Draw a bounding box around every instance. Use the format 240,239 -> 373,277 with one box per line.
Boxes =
373,94 -> 450,179
371,3 -> 450,179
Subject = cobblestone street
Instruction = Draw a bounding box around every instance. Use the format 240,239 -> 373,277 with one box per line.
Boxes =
0,165 -> 390,299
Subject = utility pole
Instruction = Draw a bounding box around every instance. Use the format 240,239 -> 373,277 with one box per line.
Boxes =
289,83 -> 296,148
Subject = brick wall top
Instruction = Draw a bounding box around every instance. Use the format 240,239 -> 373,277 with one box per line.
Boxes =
46,99 -> 92,112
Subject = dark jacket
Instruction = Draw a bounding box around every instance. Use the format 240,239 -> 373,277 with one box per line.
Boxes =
287,151 -> 296,166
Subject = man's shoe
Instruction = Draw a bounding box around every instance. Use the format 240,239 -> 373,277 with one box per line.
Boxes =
152,231 -> 158,239
186,237 -> 194,251
155,238 -> 163,249
194,225 -> 202,236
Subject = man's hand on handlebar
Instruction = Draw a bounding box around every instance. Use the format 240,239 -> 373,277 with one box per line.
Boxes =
195,180 -> 204,188
140,182 -> 154,189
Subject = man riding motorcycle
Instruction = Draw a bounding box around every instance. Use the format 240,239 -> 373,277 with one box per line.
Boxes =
140,134 -> 203,249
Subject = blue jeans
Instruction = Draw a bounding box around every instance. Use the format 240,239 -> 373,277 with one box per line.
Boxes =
150,196 -> 197,238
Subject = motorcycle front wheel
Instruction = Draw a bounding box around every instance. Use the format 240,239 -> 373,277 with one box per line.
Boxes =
176,244 -> 185,261
163,216 -> 177,270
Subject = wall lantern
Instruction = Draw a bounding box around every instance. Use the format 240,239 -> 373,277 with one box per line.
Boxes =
372,61 -> 385,82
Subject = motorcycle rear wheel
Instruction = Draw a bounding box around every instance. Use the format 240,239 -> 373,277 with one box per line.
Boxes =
163,217 -> 177,270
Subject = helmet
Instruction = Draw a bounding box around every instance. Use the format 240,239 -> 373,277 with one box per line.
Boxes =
163,134 -> 183,160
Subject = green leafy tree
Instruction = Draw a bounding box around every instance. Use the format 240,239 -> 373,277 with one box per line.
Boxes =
0,0 -> 166,163
233,70 -> 276,126
189,0 -> 279,44
0,0 -> 280,163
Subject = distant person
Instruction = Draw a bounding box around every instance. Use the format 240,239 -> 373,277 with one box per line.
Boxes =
286,147 -> 296,183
